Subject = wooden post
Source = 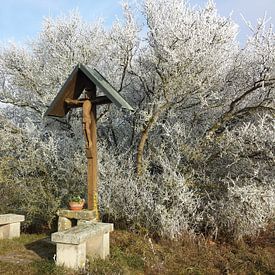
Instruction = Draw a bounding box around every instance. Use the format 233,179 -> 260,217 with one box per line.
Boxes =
87,102 -> 99,220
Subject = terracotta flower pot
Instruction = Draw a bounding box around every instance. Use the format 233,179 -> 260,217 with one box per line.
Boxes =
68,200 -> 85,211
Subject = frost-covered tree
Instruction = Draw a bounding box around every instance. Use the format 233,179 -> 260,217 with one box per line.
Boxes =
0,0 -> 274,239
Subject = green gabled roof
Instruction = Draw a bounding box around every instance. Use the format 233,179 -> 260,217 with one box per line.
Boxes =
45,63 -> 133,117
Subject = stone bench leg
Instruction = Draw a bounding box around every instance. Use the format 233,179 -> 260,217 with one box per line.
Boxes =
56,242 -> 86,269
86,232 -> 110,259
0,222 -> 21,239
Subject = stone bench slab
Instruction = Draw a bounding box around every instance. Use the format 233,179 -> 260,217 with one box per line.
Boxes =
52,222 -> 113,245
0,214 -> 25,225
57,209 -> 96,220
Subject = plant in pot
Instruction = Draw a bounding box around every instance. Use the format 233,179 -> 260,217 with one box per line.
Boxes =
68,195 -> 85,211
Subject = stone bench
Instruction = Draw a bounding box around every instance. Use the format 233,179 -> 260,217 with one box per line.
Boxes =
51,222 -> 113,269
0,214 -> 25,239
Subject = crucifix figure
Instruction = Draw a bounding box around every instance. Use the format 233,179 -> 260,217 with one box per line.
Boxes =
45,64 -> 133,221
82,99 -> 93,154
65,89 -> 93,156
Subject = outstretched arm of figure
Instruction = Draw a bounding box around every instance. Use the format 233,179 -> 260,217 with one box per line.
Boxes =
65,98 -> 85,107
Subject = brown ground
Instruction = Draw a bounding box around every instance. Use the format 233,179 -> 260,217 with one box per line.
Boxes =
0,225 -> 274,274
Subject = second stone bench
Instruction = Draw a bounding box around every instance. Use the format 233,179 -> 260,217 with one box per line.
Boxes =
0,214 -> 25,239
51,222 -> 114,269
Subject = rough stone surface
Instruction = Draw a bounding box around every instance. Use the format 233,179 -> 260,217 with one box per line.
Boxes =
0,224 -> 10,239
0,214 -> 25,225
56,242 -> 86,269
86,232 -> 110,259
0,214 -> 24,239
77,219 -> 98,226
57,209 -> 97,220
52,223 -> 113,244
7,223 -> 21,239
58,217 -> 72,232
0,223 -> 21,239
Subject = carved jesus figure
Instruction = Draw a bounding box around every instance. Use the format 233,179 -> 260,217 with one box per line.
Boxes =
82,99 -> 93,151
65,90 -> 94,157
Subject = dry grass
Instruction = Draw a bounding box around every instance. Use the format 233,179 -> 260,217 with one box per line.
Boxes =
0,225 -> 274,275
96,226 -> 274,275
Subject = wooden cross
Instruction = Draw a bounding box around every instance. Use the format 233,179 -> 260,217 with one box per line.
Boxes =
45,64 -> 133,219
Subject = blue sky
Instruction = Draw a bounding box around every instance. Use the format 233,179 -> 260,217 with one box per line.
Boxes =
0,0 -> 274,44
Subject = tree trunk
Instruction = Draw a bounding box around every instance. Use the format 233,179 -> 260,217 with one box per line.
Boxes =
136,103 -> 170,176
